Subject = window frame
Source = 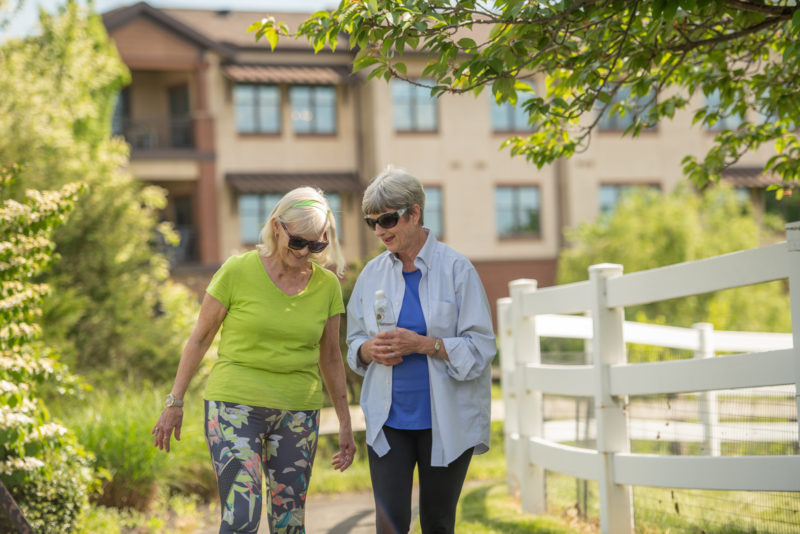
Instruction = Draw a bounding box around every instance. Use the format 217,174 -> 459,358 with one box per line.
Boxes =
289,85 -> 338,136
490,87 -> 536,133
238,193 -> 282,245
422,185 -> 444,240
390,79 -> 439,133
703,89 -> 745,132
598,182 -> 662,216
233,83 -> 282,135
597,85 -> 658,133
495,184 -> 542,239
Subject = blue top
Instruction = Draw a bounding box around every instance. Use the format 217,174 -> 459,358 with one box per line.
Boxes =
386,269 -> 432,430
346,228 -> 497,467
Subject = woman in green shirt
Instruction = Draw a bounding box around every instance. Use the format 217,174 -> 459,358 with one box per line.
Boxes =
152,187 -> 356,534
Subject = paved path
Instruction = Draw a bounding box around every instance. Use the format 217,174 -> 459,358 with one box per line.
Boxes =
194,488 -> 420,533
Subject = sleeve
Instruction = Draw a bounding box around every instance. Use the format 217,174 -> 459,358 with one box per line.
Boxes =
345,269 -> 370,376
206,257 -> 234,308
441,261 -> 497,381
328,273 -> 345,317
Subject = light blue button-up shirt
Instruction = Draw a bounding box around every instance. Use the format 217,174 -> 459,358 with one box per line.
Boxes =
346,229 -> 497,467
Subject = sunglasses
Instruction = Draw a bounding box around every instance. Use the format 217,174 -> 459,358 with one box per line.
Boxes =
363,208 -> 407,230
280,222 -> 329,253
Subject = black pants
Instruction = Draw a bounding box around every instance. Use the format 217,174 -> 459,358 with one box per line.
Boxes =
367,426 -> 473,534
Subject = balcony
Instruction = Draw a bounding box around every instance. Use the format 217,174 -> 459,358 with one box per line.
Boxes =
114,117 -> 195,154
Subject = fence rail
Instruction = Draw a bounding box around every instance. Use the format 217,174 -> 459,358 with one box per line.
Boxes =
498,221 -> 800,534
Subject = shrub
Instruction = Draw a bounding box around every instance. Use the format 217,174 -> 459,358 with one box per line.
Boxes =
6,446 -> 94,534
62,382 -> 218,510
0,168 -> 94,533
68,388 -> 173,510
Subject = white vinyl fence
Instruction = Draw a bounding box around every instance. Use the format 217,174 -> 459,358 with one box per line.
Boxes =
497,222 -> 800,534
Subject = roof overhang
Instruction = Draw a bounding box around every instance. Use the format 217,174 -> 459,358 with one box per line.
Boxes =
222,64 -> 354,85
722,167 -> 798,188
226,172 -> 363,194
102,1 -> 235,60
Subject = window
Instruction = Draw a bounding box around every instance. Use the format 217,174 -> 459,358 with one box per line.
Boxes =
598,184 -> 660,215
756,88 -> 797,130
490,91 -> 535,132
597,85 -> 656,131
391,79 -> 437,132
239,193 -> 344,244
238,193 -> 281,244
234,84 -> 280,134
290,86 -> 336,134
424,186 -> 443,239
112,88 -> 130,137
704,89 -> 743,131
326,192 -> 343,240
495,186 -> 541,237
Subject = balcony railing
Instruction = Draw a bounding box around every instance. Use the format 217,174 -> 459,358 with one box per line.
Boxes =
114,117 -> 195,151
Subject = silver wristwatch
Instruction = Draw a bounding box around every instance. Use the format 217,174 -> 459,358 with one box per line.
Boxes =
164,393 -> 184,408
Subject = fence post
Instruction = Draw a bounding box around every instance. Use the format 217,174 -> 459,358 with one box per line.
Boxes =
509,278 -> 545,514
496,297 -> 519,496
786,222 -> 800,443
589,263 -> 633,534
694,322 -> 720,456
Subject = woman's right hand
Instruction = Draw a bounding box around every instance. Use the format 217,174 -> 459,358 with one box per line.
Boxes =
152,406 -> 183,452
362,335 -> 403,366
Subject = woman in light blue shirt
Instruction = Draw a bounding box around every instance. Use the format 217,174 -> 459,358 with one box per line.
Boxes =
346,166 -> 497,534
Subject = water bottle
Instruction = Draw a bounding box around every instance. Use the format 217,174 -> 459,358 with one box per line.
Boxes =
373,290 -> 396,332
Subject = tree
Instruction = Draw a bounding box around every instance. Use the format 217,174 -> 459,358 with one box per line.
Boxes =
557,185 -> 791,335
0,167 -> 93,534
0,2 -> 197,382
254,0 -> 800,189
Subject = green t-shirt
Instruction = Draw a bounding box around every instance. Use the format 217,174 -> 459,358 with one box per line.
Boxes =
204,250 -> 344,410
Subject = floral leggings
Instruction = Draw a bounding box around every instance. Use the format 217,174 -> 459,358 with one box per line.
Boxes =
204,400 -> 320,534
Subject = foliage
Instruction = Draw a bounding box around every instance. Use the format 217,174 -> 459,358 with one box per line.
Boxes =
557,186 -> 790,335
0,1 -> 198,382
57,383 -> 217,511
0,166 -> 94,533
254,0 -> 800,188
79,493 -> 215,534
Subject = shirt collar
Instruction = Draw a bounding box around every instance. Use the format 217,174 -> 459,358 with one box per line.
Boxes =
388,227 -> 436,270
416,227 -> 437,268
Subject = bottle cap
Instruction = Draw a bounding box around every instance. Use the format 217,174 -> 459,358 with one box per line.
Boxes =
375,290 -> 385,299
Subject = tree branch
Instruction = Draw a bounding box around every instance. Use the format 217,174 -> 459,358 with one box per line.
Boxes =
723,0 -> 797,16
667,15 -> 791,53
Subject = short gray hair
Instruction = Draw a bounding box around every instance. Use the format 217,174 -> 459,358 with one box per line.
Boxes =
362,165 -> 426,226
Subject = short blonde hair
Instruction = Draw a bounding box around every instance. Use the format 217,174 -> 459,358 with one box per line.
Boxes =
257,186 -> 345,276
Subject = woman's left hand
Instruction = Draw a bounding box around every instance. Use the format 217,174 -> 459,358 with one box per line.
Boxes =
331,425 -> 356,472
375,327 -> 425,358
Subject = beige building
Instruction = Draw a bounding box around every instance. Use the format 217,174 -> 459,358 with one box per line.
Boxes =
102,3 -> 786,310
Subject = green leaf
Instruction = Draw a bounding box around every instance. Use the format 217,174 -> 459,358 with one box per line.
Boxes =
663,1 -> 678,22
265,27 -> 278,51
457,37 -> 477,50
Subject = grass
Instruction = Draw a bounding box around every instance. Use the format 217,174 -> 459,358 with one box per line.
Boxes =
543,471 -> 800,534
409,482 -> 593,534
78,493 -> 217,534
56,382 -> 798,534
310,420 -> 509,496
